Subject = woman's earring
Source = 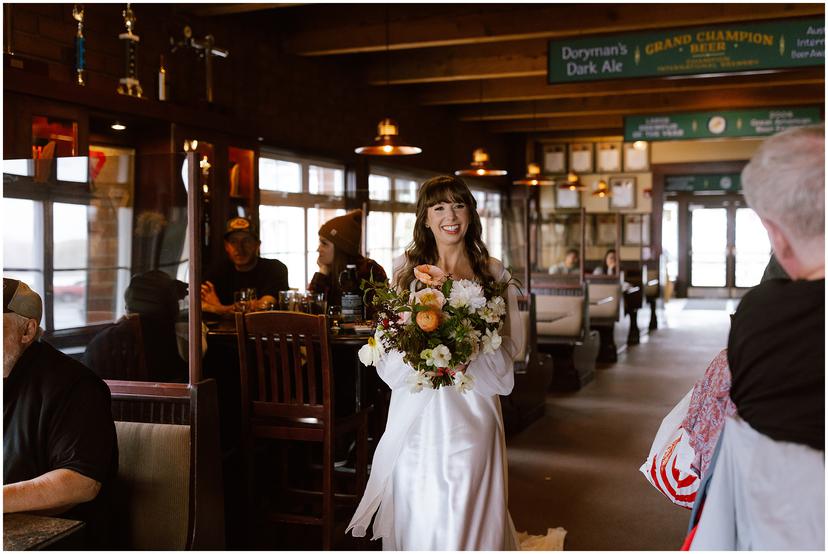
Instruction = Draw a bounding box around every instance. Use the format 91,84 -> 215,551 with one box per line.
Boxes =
425,224 -> 430,228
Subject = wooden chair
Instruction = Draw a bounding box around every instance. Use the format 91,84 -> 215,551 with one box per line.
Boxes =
235,311 -> 369,550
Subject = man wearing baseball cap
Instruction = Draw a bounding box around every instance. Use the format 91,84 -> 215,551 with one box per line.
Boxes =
201,216 -> 289,314
3,278 -> 118,547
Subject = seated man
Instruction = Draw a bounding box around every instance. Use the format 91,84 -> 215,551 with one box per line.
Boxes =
85,270 -> 189,382
549,248 -> 580,275
690,124 -> 824,550
3,278 -> 118,548
201,216 -> 289,314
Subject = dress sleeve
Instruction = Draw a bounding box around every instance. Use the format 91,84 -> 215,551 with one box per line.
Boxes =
466,261 -> 524,397
375,349 -> 412,390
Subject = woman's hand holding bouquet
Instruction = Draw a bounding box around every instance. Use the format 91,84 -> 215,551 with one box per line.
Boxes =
358,264 -> 511,393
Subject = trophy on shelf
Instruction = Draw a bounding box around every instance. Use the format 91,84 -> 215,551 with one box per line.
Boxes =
72,4 -> 85,85
116,3 -> 143,97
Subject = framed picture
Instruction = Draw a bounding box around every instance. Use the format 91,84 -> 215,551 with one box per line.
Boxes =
543,144 -> 567,173
623,142 -> 650,171
569,143 -> 593,173
596,142 -> 622,172
609,176 -> 636,209
596,214 -> 617,245
555,187 -> 581,209
623,214 -> 651,245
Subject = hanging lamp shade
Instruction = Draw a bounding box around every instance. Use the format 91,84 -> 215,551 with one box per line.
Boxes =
454,148 -> 507,177
355,118 -> 422,156
592,178 -> 612,198
513,162 -> 553,186
558,170 -> 585,191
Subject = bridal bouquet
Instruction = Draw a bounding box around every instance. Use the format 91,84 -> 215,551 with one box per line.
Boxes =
357,264 -> 511,393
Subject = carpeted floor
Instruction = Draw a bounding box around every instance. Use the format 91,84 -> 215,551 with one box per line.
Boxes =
507,300 -> 731,550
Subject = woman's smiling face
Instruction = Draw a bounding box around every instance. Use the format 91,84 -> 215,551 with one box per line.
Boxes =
426,200 -> 470,247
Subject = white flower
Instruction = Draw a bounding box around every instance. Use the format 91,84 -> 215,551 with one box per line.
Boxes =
406,371 -> 433,393
478,296 -> 507,323
427,344 -> 452,368
448,279 -> 486,310
453,371 -> 474,393
412,287 -> 446,310
357,330 -> 385,366
481,327 -> 502,354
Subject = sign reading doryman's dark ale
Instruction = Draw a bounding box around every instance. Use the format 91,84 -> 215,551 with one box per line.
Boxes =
624,107 -> 822,141
548,17 -> 824,83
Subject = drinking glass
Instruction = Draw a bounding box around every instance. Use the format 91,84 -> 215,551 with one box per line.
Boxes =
234,290 -> 250,313
327,304 -> 342,331
278,290 -> 295,311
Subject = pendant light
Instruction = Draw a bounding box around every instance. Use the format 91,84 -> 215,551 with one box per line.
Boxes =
455,80 -> 507,177
513,101 -> 554,186
355,8 -> 421,156
558,170 -> 585,191
592,177 -> 612,198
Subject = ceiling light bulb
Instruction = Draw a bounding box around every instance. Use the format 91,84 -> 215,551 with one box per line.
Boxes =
633,140 -> 648,151
111,121 -> 126,131
382,145 -> 393,153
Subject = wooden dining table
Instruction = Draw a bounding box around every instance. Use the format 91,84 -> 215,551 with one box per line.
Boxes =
3,513 -> 85,551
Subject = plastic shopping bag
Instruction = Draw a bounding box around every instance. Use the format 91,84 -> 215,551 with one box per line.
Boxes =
640,388 -> 700,509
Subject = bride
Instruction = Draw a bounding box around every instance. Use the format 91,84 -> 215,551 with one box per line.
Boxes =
347,175 -> 525,550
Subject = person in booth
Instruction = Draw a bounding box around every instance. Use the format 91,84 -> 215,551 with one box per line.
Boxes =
549,247 -> 580,275
3,278 -> 118,548
687,124 -> 824,550
592,248 -> 619,275
201,216 -> 289,314
308,209 -> 387,312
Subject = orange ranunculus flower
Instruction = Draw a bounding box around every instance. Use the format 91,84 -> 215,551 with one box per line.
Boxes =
415,308 -> 441,332
413,264 -> 448,287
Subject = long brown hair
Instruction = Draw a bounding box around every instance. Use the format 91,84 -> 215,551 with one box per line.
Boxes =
394,175 -> 492,290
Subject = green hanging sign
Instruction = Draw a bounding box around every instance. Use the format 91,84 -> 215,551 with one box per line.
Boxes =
625,107 -> 822,141
665,174 -> 742,192
548,17 -> 824,83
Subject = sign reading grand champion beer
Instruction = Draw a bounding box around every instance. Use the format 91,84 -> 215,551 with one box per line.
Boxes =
624,107 -> 822,141
548,17 -> 824,83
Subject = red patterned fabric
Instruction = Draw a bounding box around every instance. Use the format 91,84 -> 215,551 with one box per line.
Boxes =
681,349 -> 737,478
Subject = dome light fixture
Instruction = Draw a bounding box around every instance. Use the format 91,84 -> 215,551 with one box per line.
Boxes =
455,148 -> 507,177
592,177 -> 612,198
558,170 -> 585,191
355,118 -> 422,156
512,162 -> 554,186
355,7 -> 422,157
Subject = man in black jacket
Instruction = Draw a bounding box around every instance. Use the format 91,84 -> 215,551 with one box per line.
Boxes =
3,278 -> 118,548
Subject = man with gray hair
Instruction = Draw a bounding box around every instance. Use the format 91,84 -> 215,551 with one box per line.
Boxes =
689,124 -> 824,550
3,278 -> 118,548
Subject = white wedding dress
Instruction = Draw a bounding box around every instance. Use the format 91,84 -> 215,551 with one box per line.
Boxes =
347,258 -> 525,550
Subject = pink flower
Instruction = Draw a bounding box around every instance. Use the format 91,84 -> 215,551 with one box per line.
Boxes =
412,287 -> 446,310
413,264 -> 448,287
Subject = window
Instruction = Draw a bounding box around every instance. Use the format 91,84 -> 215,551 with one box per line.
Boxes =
3,146 -> 135,331
471,189 -> 503,261
258,153 -> 346,289
366,172 -> 419,275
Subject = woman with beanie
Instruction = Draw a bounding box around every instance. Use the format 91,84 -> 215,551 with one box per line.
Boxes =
308,209 -> 387,312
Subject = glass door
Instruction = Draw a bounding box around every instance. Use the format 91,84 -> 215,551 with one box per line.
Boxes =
689,205 -> 727,287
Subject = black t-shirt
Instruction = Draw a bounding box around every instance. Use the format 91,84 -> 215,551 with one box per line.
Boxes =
728,278 -> 825,450
4,341 -> 119,547
205,257 -> 289,306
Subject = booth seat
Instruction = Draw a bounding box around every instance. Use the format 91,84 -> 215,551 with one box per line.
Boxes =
586,281 -> 623,363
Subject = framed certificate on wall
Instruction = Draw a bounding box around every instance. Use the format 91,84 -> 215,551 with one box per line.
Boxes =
596,142 -> 622,172
556,187 -> 581,209
543,144 -> 567,173
623,142 -> 650,171
610,177 -> 636,209
569,143 -> 593,173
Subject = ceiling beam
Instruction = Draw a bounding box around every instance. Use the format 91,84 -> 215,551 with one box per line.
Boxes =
283,4 -> 824,55
457,85 -> 825,121
488,115 -> 625,134
416,68 -> 826,105
188,4 -> 299,17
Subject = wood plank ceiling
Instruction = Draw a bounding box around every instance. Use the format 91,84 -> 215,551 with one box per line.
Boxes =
197,3 -> 825,139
